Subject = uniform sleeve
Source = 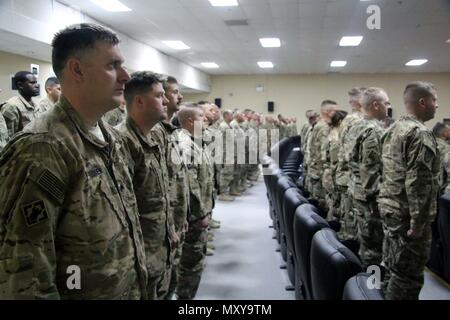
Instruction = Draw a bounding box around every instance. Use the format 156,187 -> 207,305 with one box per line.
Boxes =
1,103 -> 20,137
187,163 -> 206,222
405,131 -> 439,234
0,140 -> 69,299
360,129 -> 382,200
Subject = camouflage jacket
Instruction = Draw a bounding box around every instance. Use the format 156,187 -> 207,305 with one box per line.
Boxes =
300,123 -> 311,149
175,129 -> 214,222
0,114 -> 8,151
103,107 -> 127,127
38,96 -> 55,113
348,117 -> 384,202
0,96 -> 147,299
336,111 -> 364,187
436,137 -> 450,194
378,115 -> 441,235
322,126 -> 340,193
1,94 -> 42,137
151,121 -> 189,233
307,119 -> 330,180
117,117 -> 173,274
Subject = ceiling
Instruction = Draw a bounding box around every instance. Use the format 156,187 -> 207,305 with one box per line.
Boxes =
45,0 -> 450,74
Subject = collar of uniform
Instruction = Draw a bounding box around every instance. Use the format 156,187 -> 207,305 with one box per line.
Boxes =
126,116 -> 159,151
18,93 -> 36,110
160,120 -> 177,133
58,95 -> 113,149
402,114 -> 423,124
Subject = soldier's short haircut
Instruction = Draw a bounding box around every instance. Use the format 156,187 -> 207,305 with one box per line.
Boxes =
348,87 -> 367,99
403,81 -> 436,105
305,109 -> 314,117
163,76 -> 178,91
432,122 -> 447,137
45,77 -> 59,89
222,110 -> 233,117
361,87 -> 387,111
52,23 -> 120,78
124,71 -> 162,108
178,103 -> 200,126
330,110 -> 348,127
14,71 -> 34,87
320,100 -> 338,111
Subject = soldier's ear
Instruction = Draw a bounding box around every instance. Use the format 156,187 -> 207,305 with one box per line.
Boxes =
67,58 -> 84,82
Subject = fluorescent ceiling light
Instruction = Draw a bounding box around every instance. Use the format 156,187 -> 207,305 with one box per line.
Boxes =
162,41 -> 190,50
330,60 -> 347,67
258,61 -> 274,69
259,38 -> 281,48
209,0 -> 239,7
201,62 -> 220,69
90,0 -> 131,12
339,36 -> 363,47
405,59 -> 428,66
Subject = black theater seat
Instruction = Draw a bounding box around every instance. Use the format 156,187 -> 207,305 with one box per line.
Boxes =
438,194 -> 450,283
293,204 -> 329,300
310,228 -> 363,300
343,273 -> 384,300
282,188 -> 308,286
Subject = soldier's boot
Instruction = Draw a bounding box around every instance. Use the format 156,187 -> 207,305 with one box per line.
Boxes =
207,242 -> 216,250
218,193 -> 236,201
209,219 -> 220,229
207,232 -> 215,241
206,247 -> 215,256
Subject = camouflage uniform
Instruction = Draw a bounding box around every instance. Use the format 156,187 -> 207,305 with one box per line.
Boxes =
436,137 -> 450,194
302,125 -> 314,192
300,123 -> 311,149
0,96 -> 147,299
247,120 -> 260,181
230,120 -> 246,194
0,114 -> 8,151
103,107 -> 127,127
38,96 -> 56,113
218,120 -> 235,195
151,121 -> 190,299
379,115 -> 441,300
118,117 -> 173,300
204,121 -> 222,197
306,119 -> 330,209
322,126 -> 341,220
349,117 -> 385,266
176,129 -> 214,300
336,111 -> 364,240
1,95 -> 42,137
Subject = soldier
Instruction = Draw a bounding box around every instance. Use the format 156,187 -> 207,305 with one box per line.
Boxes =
230,110 -> 247,195
103,100 -> 127,126
151,76 -> 189,300
1,71 -> 41,137
302,111 -> 319,192
38,77 -> 61,113
349,88 -> 391,267
432,123 -> 450,193
218,110 -> 236,201
336,87 -> 366,242
379,81 -> 440,300
176,105 -> 214,300
306,100 -> 337,211
0,23 -> 147,299
118,71 -> 176,299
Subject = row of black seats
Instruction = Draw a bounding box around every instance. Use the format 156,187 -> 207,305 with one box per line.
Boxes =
263,137 -> 384,300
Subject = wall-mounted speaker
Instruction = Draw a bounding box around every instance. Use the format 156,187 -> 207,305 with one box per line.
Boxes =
214,98 -> 222,108
268,101 -> 274,113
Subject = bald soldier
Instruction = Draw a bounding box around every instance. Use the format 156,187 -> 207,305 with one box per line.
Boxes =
118,71 -> 177,299
0,23 -> 147,299
151,76 -> 190,300
176,104 -> 214,300
349,88 -> 391,267
2,71 -> 41,137
38,77 -> 61,113
379,82 -> 440,300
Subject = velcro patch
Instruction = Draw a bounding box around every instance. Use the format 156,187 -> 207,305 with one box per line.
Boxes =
22,200 -> 49,227
37,169 -> 65,202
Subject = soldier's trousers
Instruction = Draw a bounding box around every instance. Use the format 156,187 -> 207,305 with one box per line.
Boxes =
354,199 -> 383,266
147,265 -> 172,300
337,186 -> 358,241
248,164 -> 260,181
167,231 -> 186,299
219,164 -> 235,194
177,224 -> 208,300
309,177 -> 327,212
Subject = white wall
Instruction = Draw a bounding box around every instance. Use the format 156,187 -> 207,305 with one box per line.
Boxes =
0,0 -> 210,92
183,73 -> 450,128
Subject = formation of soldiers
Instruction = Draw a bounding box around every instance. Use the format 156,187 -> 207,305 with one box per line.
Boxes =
301,85 -> 448,300
0,23 -> 299,300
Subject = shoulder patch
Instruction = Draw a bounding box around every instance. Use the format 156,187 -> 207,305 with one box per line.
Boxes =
37,169 -> 65,202
22,200 -> 49,227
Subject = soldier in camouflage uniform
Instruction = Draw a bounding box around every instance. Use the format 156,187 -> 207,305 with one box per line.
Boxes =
0,113 -> 8,151
379,82 -> 440,300
432,123 -> 450,193
2,71 -> 41,137
0,23 -> 148,299
230,111 -> 247,195
349,88 -> 391,267
322,110 -> 347,221
151,76 -> 189,299
306,100 -> 338,211
336,87 -> 366,241
176,105 -> 214,300
301,111 -> 319,192
118,72 -> 177,299
218,110 -> 236,201
103,102 -> 127,127
38,77 -> 60,113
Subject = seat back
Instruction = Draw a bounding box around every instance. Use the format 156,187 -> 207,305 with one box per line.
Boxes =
293,204 -> 329,299
343,273 -> 384,300
310,228 -> 363,300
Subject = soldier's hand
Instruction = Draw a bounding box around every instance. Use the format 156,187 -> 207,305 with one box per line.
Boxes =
407,228 -> 422,239
195,216 -> 210,229
170,231 -> 180,248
